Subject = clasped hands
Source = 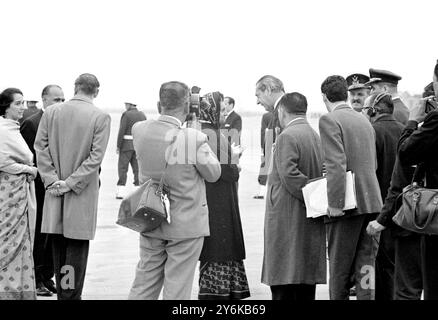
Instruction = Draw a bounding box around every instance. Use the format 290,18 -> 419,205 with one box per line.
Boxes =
47,180 -> 72,197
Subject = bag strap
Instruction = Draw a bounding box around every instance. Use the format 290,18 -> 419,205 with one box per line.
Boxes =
157,130 -> 178,194
411,163 -> 426,186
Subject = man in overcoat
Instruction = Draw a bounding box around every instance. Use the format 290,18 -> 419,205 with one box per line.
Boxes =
34,74 -> 111,300
262,92 -> 326,300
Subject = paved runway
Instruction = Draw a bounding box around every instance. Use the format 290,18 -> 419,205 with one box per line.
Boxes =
40,112 -> 330,300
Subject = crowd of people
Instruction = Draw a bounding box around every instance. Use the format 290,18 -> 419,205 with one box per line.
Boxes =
0,59 -> 437,301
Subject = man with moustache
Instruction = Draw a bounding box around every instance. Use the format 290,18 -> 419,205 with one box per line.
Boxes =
346,73 -> 371,112
20,85 -> 65,296
367,68 -> 410,125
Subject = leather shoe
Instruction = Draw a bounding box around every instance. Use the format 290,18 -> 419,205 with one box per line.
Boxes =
43,280 -> 57,294
36,283 -> 53,297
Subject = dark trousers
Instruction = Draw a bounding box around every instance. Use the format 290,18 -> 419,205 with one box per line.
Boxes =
375,229 -> 395,300
117,150 -> 139,186
421,235 -> 438,300
51,235 -> 89,300
326,214 -> 379,300
394,233 -> 422,300
33,178 -> 54,284
270,284 -> 316,300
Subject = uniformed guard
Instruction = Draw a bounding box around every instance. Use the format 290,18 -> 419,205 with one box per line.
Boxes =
366,68 -> 410,124
116,102 -> 147,199
346,73 -> 371,112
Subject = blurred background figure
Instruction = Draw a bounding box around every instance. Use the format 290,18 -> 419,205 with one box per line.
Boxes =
20,84 -> 65,297
346,73 -> 371,113
116,102 -> 146,199
0,87 -> 38,300
19,100 -> 40,125
221,96 -> 242,146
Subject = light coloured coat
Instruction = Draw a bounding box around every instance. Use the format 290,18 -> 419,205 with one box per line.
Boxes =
34,95 -> 111,240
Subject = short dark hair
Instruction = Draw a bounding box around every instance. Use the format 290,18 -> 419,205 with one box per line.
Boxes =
0,88 -> 23,116
369,93 -> 394,115
225,96 -> 235,107
278,92 -> 307,115
74,73 -> 100,95
159,81 -> 189,111
41,84 -> 62,98
321,75 -> 348,103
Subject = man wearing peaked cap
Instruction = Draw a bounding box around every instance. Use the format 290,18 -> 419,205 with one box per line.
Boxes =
367,68 -> 409,124
116,101 -> 147,199
346,73 -> 371,112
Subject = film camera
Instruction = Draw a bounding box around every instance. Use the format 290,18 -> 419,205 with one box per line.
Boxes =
189,86 -> 202,117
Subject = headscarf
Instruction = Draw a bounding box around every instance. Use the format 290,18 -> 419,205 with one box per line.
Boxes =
199,91 -> 223,129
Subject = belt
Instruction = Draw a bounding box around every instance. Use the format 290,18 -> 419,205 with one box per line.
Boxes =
123,135 -> 133,140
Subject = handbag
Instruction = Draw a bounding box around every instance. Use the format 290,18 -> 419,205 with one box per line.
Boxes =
116,133 -> 175,233
392,164 -> 438,235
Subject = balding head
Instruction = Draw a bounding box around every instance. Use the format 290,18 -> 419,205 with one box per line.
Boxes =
159,81 -> 190,114
74,73 -> 100,97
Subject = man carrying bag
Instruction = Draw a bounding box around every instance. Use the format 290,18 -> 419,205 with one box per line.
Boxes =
127,81 -> 221,300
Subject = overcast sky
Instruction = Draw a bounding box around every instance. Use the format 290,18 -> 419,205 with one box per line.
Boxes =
1,0 -> 437,112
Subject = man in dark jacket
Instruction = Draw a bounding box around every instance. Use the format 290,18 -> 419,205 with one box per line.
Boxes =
20,84 -> 65,296
255,111 -> 273,199
116,102 -> 147,199
363,92 -> 404,300
221,96 -> 242,146
394,62 -> 438,300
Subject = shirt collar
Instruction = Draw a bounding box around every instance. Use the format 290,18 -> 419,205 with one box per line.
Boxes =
333,102 -> 351,111
159,114 -> 182,127
273,94 -> 284,110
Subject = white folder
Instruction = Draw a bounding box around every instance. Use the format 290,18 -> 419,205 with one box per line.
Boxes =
303,171 -> 357,218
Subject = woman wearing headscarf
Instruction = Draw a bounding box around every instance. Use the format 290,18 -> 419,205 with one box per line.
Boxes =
197,91 -> 250,300
0,88 -> 38,300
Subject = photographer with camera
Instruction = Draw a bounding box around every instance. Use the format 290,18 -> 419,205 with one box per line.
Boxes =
128,81 -> 221,300
396,61 -> 438,300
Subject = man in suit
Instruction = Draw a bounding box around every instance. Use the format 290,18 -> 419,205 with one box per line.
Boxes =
35,74 -> 111,300
19,100 -> 40,124
20,85 -> 65,296
221,96 -> 242,146
367,68 -> 410,125
116,102 -> 147,199
262,92 -> 326,300
319,75 -> 383,300
254,111 -> 273,199
128,81 -> 221,300
346,73 -> 371,112
362,92 -> 404,300
255,75 -> 285,189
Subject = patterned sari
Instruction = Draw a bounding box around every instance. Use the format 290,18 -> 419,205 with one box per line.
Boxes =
0,116 -> 37,300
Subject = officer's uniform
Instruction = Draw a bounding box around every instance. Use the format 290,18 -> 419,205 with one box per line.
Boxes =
116,103 -> 147,196
367,68 -> 410,125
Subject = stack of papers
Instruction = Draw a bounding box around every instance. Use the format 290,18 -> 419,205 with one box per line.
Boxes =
302,171 -> 357,218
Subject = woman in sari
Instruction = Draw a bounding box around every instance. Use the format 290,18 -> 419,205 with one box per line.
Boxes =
0,88 -> 38,300
197,91 -> 250,300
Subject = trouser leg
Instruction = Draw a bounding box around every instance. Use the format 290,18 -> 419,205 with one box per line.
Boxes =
326,215 -> 365,300
117,151 -> 130,186
162,237 -> 204,300
130,151 -> 140,186
394,234 -> 422,300
128,236 -> 166,300
421,235 -> 438,300
375,229 -> 395,300
353,214 -> 379,300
